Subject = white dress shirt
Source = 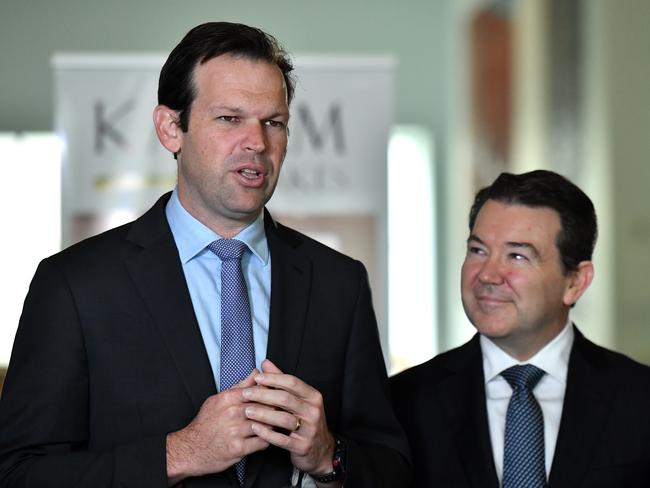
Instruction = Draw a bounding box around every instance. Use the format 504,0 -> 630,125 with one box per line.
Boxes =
481,322 -> 574,483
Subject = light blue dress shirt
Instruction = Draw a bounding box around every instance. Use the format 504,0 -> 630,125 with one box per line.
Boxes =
165,189 -> 271,390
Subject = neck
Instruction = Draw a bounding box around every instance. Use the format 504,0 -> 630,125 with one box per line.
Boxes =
492,322 -> 568,362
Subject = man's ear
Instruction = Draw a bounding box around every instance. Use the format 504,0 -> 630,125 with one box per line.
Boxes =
153,105 -> 182,154
563,260 -> 594,306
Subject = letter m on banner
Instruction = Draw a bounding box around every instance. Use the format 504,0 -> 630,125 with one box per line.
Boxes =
294,103 -> 346,154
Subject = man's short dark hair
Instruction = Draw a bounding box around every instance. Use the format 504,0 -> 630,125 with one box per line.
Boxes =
468,169 -> 598,273
158,21 -> 295,132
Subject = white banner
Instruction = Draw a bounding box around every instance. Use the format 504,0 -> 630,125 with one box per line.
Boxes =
53,54 -> 171,244
53,54 -> 394,239
271,56 -> 394,215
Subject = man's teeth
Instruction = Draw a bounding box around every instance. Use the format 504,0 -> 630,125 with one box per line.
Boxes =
239,168 -> 260,178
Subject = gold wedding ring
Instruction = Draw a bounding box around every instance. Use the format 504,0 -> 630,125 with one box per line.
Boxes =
294,416 -> 301,431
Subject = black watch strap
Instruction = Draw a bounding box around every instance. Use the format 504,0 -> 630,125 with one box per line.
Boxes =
310,437 -> 347,483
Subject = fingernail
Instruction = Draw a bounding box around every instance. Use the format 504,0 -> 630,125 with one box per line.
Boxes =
245,407 -> 256,417
251,423 -> 259,433
254,374 -> 264,383
242,388 -> 252,398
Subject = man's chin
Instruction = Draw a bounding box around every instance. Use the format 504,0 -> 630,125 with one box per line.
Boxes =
468,313 -> 514,339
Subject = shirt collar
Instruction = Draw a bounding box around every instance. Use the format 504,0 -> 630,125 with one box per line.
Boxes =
165,188 -> 269,265
481,321 -> 574,385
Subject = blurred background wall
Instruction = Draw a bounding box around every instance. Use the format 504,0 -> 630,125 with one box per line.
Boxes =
0,0 -> 648,373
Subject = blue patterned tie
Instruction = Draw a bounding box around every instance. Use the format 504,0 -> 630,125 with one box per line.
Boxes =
501,364 -> 547,488
208,239 -> 255,486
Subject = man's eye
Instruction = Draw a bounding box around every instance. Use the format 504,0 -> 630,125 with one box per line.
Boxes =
468,246 -> 485,255
218,115 -> 239,123
265,119 -> 286,128
510,253 -> 528,261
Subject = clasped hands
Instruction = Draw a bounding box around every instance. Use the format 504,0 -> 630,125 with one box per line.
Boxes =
166,359 -> 336,484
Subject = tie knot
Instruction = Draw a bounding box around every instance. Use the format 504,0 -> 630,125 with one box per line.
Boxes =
208,239 -> 248,261
501,364 -> 545,391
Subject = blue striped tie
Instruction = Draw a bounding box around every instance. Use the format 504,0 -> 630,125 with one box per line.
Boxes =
208,239 -> 255,487
502,364 -> 546,488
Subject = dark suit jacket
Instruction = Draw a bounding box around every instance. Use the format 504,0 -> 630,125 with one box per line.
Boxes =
391,327 -> 650,487
0,193 -> 410,487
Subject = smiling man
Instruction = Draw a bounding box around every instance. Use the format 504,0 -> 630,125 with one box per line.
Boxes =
391,170 -> 650,487
0,22 -> 410,488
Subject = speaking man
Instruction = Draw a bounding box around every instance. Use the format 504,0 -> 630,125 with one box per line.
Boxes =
0,22 -> 410,488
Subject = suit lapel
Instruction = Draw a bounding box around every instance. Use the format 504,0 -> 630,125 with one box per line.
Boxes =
124,194 -> 216,411
548,327 -> 613,487
262,210 -> 311,374
242,209 -> 310,487
444,336 -> 499,488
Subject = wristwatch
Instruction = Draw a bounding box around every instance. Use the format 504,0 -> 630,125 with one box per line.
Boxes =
310,437 -> 347,483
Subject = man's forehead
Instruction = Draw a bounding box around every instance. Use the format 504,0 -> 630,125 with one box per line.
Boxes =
191,55 -> 288,98
471,200 -> 562,243
193,53 -> 283,80
477,200 -> 561,222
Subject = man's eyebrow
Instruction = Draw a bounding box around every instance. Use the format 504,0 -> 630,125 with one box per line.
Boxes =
208,105 -> 289,119
467,234 -> 484,245
262,109 -> 290,120
209,104 -> 243,113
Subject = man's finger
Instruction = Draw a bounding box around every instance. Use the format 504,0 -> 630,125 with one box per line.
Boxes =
261,358 -> 282,373
250,421 -> 296,450
254,371 -> 316,399
235,368 -> 261,389
245,404 -> 301,432
243,385 -> 303,413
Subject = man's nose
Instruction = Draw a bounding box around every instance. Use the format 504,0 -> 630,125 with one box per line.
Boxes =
242,121 -> 266,153
478,257 -> 505,285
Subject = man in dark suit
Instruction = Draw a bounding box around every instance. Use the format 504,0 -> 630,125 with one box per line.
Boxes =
0,22 -> 410,487
392,170 -> 650,487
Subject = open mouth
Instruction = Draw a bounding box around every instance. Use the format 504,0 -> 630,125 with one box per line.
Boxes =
239,168 -> 262,179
